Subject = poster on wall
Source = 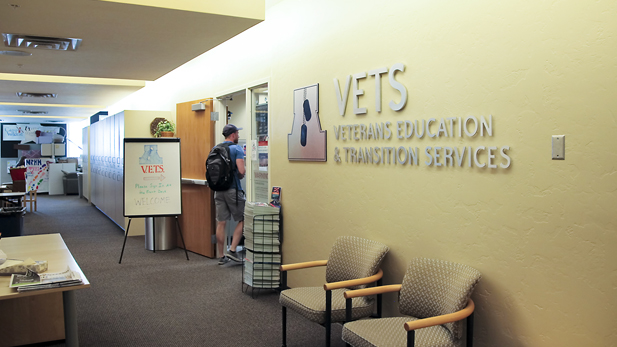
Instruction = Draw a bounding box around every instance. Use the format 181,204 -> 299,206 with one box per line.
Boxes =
258,146 -> 268,171
2,124 -> 25,141
25,158 -> 53,193
123,138 -> 182,217
288,84 -> 327,161
253,169 -> 269,203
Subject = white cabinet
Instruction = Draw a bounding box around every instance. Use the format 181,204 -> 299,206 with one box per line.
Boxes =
48,163 -> 76,195
41,144 -> 66,157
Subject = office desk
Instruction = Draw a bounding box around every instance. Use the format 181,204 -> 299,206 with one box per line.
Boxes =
0,234 -> 90,347
0,192 -> 25,207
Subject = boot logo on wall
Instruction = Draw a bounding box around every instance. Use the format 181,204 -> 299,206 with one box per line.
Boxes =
288,84 -> 327,161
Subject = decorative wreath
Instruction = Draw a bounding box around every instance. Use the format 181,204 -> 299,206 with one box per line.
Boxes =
150,118 -> 167,136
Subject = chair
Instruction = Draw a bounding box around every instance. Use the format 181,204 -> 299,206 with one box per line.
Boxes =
23,190 -> 38,212
279,236 -> 389,347
61,170 -> 79,195
342,258 -> 481,347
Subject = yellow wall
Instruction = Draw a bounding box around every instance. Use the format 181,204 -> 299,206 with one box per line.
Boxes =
108,0 -> 617,345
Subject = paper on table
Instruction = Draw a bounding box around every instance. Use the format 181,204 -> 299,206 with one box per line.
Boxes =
9,266 -> 82,292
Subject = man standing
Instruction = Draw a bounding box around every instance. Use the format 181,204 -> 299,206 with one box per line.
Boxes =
215,124 -> 246,265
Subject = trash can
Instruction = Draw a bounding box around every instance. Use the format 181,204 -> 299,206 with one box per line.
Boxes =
145,217 -> 177,251
77,173 -> 84,198
0,206 -> 26,237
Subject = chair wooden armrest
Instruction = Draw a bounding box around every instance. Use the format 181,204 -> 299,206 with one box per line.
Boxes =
404,299 -> 475,331
280,260 -> 328,272
343,284 -> 402,299
324,269 -> 384,291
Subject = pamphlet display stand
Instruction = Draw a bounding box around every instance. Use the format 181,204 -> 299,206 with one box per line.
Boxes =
242,203 -> 282,298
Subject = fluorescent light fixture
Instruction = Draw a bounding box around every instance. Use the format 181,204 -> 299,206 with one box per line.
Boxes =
18,110 -> 48,115
3,115 -> 87,119
0,50 -> 31,56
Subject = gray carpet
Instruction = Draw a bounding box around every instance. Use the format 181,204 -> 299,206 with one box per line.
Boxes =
20,194 -> 346,347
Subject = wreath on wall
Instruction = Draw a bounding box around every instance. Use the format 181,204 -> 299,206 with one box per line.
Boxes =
150,118 -> 167,136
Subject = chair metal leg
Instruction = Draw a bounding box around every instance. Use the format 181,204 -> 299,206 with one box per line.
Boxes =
346,297 -> 352,322
377,277 -> 383,318
282,306 -> 287,347
466,312 -> 474,346
325,290 -> 332,347
407,330 -> 415,347
282,271 -> 288,290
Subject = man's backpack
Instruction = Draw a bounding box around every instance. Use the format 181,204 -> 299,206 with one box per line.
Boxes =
205,143 -> 236,191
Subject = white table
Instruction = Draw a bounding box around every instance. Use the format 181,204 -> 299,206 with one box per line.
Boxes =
0,234 -> 90,346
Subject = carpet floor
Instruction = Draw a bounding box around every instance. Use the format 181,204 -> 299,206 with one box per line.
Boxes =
18,194 -> 347,347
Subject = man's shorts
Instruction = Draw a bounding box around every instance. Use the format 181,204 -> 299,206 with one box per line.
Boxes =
214,189 -> 246,222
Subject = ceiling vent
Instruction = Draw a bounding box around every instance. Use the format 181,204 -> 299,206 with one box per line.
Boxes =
18,110 -> 48,115
2,33 -> 82,51
17,92 -> 57,98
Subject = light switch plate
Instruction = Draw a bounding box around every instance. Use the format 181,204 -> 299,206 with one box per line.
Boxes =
552,135 -> 565,160
210,111 -> 219,121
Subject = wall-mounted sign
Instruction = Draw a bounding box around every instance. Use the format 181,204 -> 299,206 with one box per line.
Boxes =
331,63 -> 512,169
288,84 -> 327,161
332,116 -> 511,168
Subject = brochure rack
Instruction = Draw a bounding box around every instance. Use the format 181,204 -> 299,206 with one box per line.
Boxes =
242,205 -> 282,298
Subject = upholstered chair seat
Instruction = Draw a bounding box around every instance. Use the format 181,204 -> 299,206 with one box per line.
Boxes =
343,317 -> 458,347
280,287 -> 374,324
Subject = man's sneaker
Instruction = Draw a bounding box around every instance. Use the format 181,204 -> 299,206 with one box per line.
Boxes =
218,256 -> 229,265
225,250 -> 241,262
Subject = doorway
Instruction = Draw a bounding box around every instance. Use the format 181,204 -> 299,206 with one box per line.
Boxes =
214,83 -> 269,254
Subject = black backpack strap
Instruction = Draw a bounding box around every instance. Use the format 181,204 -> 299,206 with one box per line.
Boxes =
220,143 -> 239,205
221,142 -> 244,205
219,142 -> 237,174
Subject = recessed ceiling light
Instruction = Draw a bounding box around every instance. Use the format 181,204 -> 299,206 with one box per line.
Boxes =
18,110 -> 48,115
0,50 -> 31,56
3,33 -> 82,51
17,92 -> 57,98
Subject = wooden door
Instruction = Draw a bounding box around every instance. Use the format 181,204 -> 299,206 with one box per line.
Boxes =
176,99 -> 216,258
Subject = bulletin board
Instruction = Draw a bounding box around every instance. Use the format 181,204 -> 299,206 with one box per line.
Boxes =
123,138 -> 182,217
